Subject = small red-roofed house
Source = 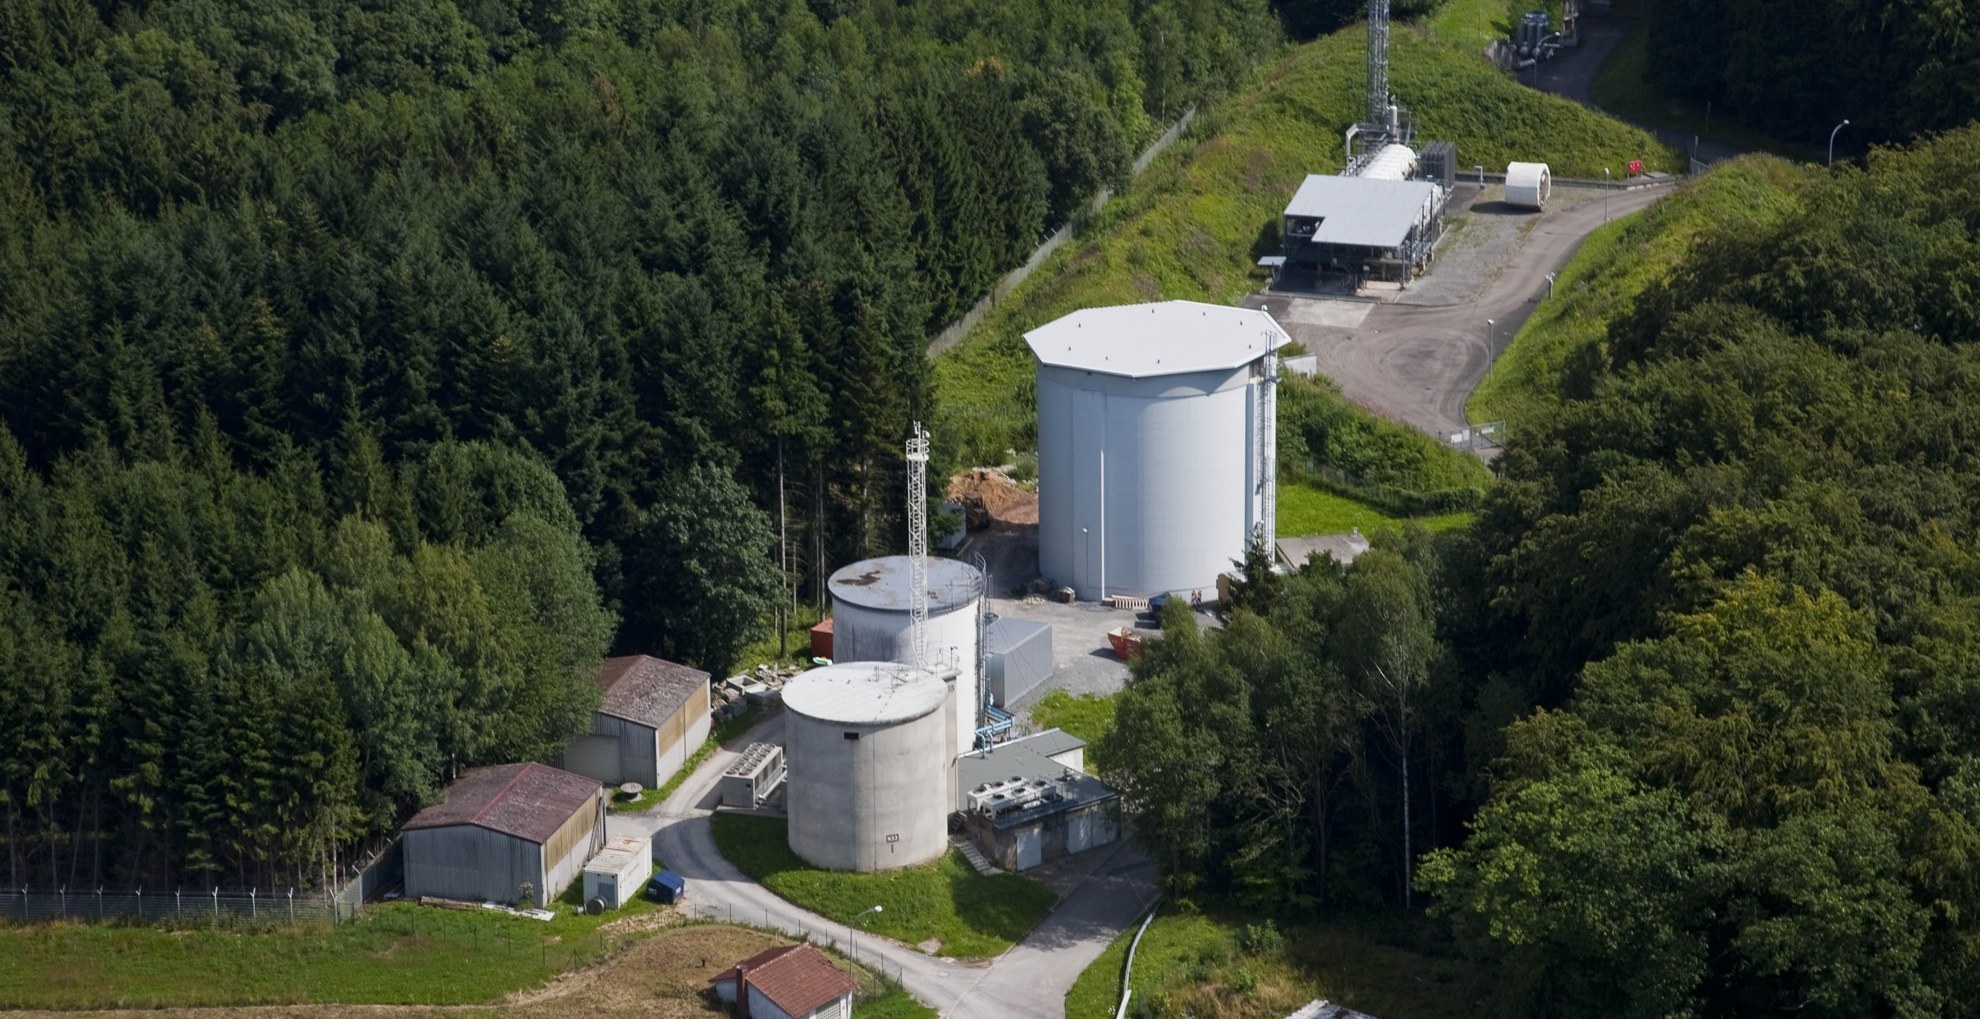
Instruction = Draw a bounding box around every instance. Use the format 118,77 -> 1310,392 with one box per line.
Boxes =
709,943 -> 858,1019
401,762 -> 604,907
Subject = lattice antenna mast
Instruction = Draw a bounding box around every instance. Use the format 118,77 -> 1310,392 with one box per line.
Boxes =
1367,0 -> 1391,126
906,422 -> 931,669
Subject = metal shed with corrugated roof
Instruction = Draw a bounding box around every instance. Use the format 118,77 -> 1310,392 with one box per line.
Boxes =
402,762 -> 605,907
559,655 -> 712,789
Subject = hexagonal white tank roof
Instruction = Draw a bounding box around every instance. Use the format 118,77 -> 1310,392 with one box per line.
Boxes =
829,556 -> 982,615
1023,300 -> 1290,379
782,661 -> 949,725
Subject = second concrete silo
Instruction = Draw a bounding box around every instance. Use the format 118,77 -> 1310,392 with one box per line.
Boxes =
783,662 -> 955,871
1027,300 -> 1291,601
829,556 -> 983,754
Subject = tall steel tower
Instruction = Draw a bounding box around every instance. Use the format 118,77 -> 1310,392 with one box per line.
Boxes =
905,422 -> 930,670
1367,0 -> 1391,127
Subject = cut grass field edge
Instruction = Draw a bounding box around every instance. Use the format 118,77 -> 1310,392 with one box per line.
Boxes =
708,814 -> 1058,960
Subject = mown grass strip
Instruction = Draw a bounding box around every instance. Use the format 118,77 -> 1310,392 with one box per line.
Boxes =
0,899 -> 657,1009
709,814 -> 1056,959
1280,481 -> 1474,538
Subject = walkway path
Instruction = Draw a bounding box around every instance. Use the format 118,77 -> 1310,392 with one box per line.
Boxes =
612,713 -> 1158,1018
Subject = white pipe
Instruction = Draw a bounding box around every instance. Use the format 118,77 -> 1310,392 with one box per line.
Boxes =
1098,446 -> 1106,600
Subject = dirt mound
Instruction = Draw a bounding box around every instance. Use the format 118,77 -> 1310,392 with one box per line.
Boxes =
948,469 -> 1038,527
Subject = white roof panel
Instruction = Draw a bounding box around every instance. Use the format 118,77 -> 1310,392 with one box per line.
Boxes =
1283,175 -> 1441,249
782,661 -> 948,725
1023,300 -> 1290,379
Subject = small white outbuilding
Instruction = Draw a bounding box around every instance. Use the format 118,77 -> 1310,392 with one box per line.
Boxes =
581,835 -> 653,910
1505,162 -> 1552,209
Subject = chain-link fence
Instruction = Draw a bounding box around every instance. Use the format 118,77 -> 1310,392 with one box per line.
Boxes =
1,886 -> 346,927
680,899 -> 908,985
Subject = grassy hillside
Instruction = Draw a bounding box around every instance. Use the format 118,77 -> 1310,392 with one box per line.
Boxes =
1467,155 -> 1810,430
934,16 -> 1681,468
1065,910 -> 1477,1019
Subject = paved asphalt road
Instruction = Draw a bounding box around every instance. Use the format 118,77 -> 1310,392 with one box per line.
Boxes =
1529,9 -> 1747,166
1250,180 -> 1669,440
615,712 -> 1159,1018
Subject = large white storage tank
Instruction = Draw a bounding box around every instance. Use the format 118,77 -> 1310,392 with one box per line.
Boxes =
1505,161 -> 1552,209
829,556 -> 983,754
783,662 -> 955,872
1026,301 -> 1290,601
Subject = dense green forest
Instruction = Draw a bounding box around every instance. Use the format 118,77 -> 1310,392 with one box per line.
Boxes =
1642,0 -> 1980,147
1100,127 -> 1980,1015
0,0 -> 1284,888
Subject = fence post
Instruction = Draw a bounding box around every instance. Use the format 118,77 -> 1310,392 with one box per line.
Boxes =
59,886 -> 66,920
176,888 -> 182,921
250,887 -> 257,922
136,887 -> 143,923
212,887 -> 220,926
288,887 -> 295,924
96,886 -> 103,922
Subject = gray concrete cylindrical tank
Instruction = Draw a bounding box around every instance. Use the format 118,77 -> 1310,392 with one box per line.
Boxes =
784,662 -> 955,871
830,556 -> 983,754
1026,300 -> 1290,600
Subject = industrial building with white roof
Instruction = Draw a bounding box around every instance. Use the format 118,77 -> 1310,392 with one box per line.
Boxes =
1280,173 -> 1447,279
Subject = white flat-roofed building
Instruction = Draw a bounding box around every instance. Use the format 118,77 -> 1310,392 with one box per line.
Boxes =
1281,174 -> 1447,280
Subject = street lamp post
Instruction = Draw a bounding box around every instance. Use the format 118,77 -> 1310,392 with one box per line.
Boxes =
1545,272 -> 1557,300
1602,167 -> 1610,221
1829,118 -> 1850,166
1484,318 -> 1496,382
849,904 -> 883,966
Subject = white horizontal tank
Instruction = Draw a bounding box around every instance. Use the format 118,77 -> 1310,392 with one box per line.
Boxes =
1505,161 -> 1552,209
829,556 -> 983,753
783,662 -> 955,872
1358,143 -> 1419,181
1027,301 -> 1290,600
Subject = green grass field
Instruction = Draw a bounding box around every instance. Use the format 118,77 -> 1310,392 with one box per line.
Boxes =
1029,691 -> 1119,770
1279,481 -> 1474,537
933,9 -> 1679,469
709,814 -> 1057,959
1066,909 -> 1481,1019
1467,156 -> 1810,430
0,899 -> 656,1009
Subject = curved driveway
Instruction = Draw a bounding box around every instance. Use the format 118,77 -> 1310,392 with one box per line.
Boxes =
613,713 -> 1158,1018
1250,181 -> 1670,440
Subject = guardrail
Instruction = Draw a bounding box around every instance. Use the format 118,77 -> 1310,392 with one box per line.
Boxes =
1114,898 -> 1163,1019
